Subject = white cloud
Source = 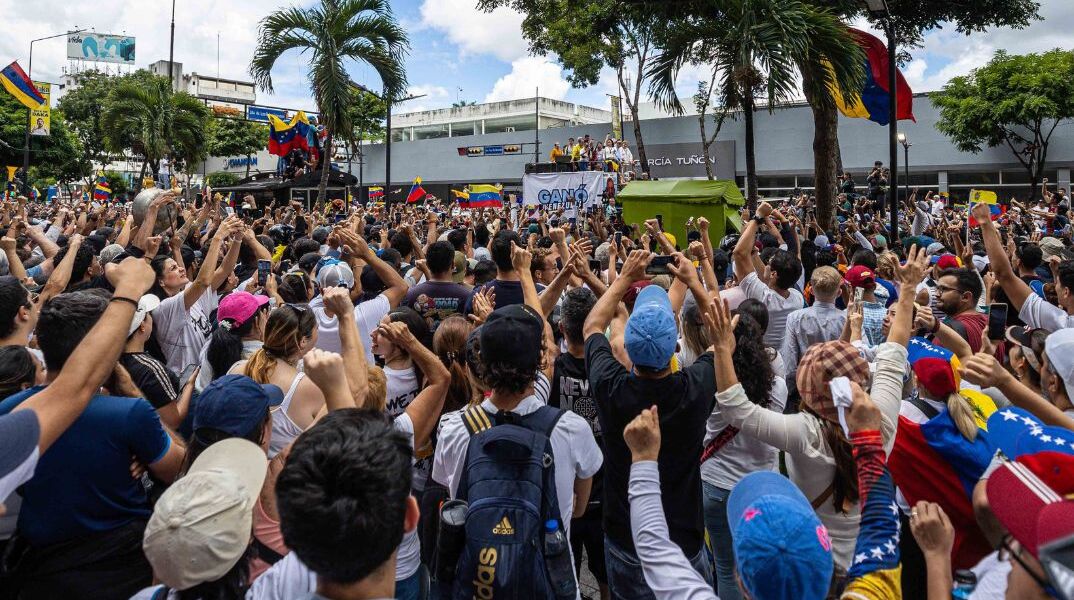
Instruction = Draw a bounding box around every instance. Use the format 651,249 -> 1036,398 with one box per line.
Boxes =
419,0 -> 527,63
484,56 -> 569,103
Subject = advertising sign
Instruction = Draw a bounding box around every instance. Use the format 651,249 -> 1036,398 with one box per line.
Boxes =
29,82 -> 49,136
67,33 -> 136,65
247,105 -> 289,123
642,141 -> 737,180
610,96 -> 622,140
522,170 -> 616,218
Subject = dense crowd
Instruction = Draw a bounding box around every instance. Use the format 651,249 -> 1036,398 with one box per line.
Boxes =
548,133 -> 637,176
0,177 -> 1071,600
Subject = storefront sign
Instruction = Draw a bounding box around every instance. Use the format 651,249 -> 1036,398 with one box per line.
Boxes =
642,141 -> 736,180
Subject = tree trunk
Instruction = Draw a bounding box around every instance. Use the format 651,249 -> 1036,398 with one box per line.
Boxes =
743,93 -> 758,211
246,153 -> 252,178
801,67 -> 841,231
137,159 -> 149,191
632,114 -> 649,176
699,113 -> 714,181
316,133 -> 333,212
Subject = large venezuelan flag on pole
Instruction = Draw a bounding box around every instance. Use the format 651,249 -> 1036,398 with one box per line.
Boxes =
268,112 -> 312,157
832,29 -> 915,126
0,62 -> 44,110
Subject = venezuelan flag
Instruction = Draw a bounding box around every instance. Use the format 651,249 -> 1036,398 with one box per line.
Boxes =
406,177 -> 426,204
888,394 -> 997,570
968,189 -> 1006,227
831,29 -> 915,126
93,176 -> 111,201
0,62 -> 44,109
268,112 -> 312,157
459,184 -> 502,209
369,186 -> 384,199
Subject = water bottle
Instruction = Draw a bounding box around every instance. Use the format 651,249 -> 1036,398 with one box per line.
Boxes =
543,519 -> 577,599
952,569 -> 977,599
434,500 -> 468,583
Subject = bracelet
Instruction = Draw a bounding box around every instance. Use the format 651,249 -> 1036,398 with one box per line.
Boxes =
110,295 -> 139,308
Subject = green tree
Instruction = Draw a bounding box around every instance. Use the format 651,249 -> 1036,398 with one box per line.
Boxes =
479,0 -> 657,172
648,0 -> 864,210
250,0 -> 408,206
207,117 -> 269,177
56,70 -> 116,187
346,88 -> 387,176
101,73 -> 211,190
103,170 -> 129,197
451,100 -> 476,108
0,92 -> 87,191
933,49 -> 1074,201
206,171 -> 241,188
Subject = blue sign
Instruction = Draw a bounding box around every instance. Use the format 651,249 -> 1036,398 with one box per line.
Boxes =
483,145 -> 504,156
247,106 -> 289,123
224,156 -> 258,170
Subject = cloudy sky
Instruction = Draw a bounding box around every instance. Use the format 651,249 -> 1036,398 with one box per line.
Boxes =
0,0 -> 1066,114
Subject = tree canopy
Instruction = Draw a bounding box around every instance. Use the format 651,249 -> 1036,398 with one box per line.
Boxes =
932,49 -> 1074,199
207,117 -> 269,159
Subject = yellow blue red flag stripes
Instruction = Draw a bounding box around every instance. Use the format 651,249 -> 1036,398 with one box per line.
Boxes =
458,184 -> 502,208
830,29 -> 915,126
406,177 -> 427,204
0,62 -> 45,109
93,175 -> 111,201
268,112 -> 312,157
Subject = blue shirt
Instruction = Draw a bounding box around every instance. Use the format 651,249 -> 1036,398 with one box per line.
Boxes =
0,387 -> 170,546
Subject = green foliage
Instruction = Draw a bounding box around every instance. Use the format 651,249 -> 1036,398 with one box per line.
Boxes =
348,88 -> 387,145
206,171 -> 241,187
101,72 -> 211,177
932,49 -> 1074,197
56,70 -> 116,179
0,90 -> 88,185
207,117 -> 268,158
103,170 -> 129,196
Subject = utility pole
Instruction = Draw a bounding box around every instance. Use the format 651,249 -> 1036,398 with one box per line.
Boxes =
169,0 -> 177,90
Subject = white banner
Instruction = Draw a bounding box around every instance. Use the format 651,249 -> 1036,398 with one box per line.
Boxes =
522,171 -> 615,218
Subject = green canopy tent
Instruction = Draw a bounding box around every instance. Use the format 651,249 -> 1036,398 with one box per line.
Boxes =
616,179 -> 745,250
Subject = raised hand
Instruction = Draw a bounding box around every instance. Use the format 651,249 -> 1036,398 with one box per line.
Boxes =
896,245 -> 929,287
510,241 -> 532,273
302,348 -> 348,392
845,382 -> 880,432
619,249 -> 652,283
623,405 -> 661,463
701,298 -> 738,356
322,286 -> 353,319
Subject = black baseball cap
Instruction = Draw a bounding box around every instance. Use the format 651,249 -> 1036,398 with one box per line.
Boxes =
479,304 -> 544,369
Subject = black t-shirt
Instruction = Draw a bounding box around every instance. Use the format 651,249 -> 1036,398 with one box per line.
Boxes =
584,333 -> 716,557
993,274 -> 1044,327
403,280 -> 473,331
549,351 -> 603,512
120,352 -> 179,409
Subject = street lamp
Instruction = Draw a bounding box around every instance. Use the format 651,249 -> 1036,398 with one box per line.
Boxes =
22,28 -> 87,186
862,0 -> 899,243
898,133 -> 911,206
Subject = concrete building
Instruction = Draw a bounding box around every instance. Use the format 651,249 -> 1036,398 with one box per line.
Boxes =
390,97 -> 611,142
358,92 -> 1074,204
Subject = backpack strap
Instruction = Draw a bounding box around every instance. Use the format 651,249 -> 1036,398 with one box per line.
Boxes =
906,394 -> 941,421
520,405 -> 566,440
252,536 -> 286,566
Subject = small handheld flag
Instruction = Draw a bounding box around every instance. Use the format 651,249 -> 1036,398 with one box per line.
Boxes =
94,174 -> 111,201
406,177 -> 427,204
0,62 -> 45,110
968,189 -> 1006,227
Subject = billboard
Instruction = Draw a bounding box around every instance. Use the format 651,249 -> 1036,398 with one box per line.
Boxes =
67,33 -> 136,65
29,82 -> 49,136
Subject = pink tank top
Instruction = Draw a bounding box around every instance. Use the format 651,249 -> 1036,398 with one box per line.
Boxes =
248,494 -> 289,582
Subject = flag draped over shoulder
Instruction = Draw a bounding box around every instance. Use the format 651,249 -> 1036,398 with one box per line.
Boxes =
830,29 -> 915,126
268,112 -> 312,157
0,62 -> 44,109
888,395 -> 997,570
457,184 -> 502,209
406,177 -> 426,204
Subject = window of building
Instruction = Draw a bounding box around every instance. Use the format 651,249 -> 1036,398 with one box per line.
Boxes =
948,171 -> 998,185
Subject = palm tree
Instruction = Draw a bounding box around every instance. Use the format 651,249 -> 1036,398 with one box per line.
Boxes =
102,75 -> 211,190
250,0 -> 408,207
649,0 -> 863,215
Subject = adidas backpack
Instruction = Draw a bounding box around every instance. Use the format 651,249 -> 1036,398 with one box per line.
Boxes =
450,404 -> 572,600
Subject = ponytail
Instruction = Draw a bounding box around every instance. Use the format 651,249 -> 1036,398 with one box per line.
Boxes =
244,348 -> 277,384
947,392 -> 979,441
819,418 -> 859,513
206,321 -> 244,382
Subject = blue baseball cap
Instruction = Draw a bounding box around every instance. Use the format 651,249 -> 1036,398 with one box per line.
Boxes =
624,285 -> 677,369
193,374 -> 284,438
728,471 -> 834,600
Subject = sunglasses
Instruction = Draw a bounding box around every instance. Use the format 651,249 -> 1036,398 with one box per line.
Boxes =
285,303 -> 308,314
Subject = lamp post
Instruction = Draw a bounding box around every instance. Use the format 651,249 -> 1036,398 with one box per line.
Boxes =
169,0 -> 177,90
898,132 -> 911,207
863,0 -> 899,242
22,29 -> 86,189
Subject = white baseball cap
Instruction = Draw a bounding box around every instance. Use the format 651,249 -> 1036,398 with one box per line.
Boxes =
128,294 -> 161,336
142,438 -> 268,590
1045,328 -> 1074,402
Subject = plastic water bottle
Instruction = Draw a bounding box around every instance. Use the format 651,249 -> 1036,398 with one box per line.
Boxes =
543,519 -> 577,599
952,569 -> 977,599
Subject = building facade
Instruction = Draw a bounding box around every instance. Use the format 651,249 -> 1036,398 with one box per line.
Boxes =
360,92 -> 1074,204
390,97 -> 611,142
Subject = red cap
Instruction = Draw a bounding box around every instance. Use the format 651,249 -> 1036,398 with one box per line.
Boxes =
844,265 -> 877,290
987,458 -> 1074,557
912,357 -> 958,398
936,255 -> 960,270
624,280 -> 652,308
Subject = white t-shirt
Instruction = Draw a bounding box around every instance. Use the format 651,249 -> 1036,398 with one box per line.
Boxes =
383,365 -> 429,493
738,271 -> 805,349
153,285 -> 221,374
309,293 -> 391,363
701,377 -> 788,491
432,395 -> 603,542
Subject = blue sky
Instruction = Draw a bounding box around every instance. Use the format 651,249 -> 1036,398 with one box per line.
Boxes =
0,0 -> 1067,116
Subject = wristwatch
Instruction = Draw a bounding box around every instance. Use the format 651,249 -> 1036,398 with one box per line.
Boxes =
753,215 -> 767,224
